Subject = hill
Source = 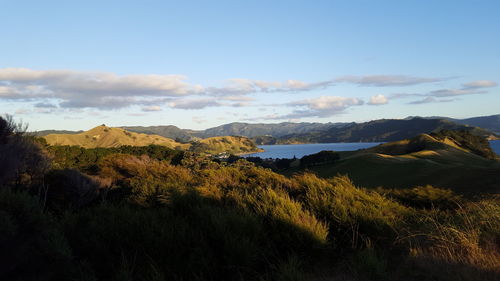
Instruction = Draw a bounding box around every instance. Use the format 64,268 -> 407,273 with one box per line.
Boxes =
43,125 -> 262,155
454,114 -> 500,134
121,125 -> 197,142
189,136 -> 263,155
277,118 -> 495,143
44,125 -> 189,149
284,131 -> 500,194
34,129 -> 83,136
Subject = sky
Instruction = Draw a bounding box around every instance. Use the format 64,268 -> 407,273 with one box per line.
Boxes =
0,0 -> 499,131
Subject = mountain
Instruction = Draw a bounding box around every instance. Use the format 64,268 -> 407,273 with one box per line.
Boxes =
44,125 -> 189,149
197,122 -> 351,138
121,125 -> 197,142
277,118 -> 495,143
34,130 -> 83,136
43,125 -> 262,155
122,122 -> 350,140
285,131 -> 500,193
453,114 -> 500,133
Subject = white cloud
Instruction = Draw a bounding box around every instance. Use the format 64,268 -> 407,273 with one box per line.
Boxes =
335,75 -> 445,87
206,78 -> 333,96
168,98 -> 221,109
462,80 -> 497,89
429,88 -> 485,97
276,96 -> 364,119
368,94 -> 388,105
0,68 -> 200,109
408,97 -> 455,104
141,106 -> 162,112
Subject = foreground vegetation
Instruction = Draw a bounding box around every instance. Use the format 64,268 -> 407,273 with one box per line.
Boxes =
1,116 -> 499,281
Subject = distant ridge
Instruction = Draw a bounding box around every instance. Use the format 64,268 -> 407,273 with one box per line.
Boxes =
34,114 -> 499,143
276,118 -> 495,143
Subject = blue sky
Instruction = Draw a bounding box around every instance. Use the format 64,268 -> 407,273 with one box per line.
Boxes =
1,0 -> 499,130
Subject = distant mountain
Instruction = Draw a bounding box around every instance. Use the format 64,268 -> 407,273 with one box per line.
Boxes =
123,122 -> 351,140
121,125 -> 197,142
198,122 -> 351,138
453,114 -> 500,133
277,118 -> 495,143
34,130 -> 82,136
34,114 -> 500,144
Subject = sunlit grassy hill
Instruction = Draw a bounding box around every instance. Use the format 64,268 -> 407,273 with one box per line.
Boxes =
43,125 -> 262,155
286,132 -> 500,194
44,125 -> 190,149
191,136 -> 264,155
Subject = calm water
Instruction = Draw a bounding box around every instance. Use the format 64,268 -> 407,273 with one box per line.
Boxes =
244,140 -> 500,159
243,142 -> 382,159
490,140 -> 500,155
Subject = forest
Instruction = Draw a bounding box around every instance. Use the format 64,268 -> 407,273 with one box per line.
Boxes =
0,115 -> 499,281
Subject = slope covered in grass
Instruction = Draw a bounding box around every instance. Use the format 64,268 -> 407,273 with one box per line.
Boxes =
43,125 -> 263,155
284,132 -> 500,194
44,125 -> 189,149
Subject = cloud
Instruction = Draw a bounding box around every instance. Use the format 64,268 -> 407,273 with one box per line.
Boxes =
335,75 -> 444,87
428,88 -> 485,97
368,94 -> 388,105
280,96 -> 363,119
206,78 -> 334,96
168,98 -> 221,109
408,97 -> 455,104
462,80 -> 497,89
0,68 -> 200,109
34,102 -> 57,108
141,106 -> 162,112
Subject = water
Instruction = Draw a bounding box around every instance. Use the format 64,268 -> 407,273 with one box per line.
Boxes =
490,140 -> 500,155
243,142 -> 382,159
243,140 -> 500,159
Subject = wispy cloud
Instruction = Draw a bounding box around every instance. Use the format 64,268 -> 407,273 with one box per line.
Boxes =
205,78 -> 333,96
335,75 -> 445,87
168,98 -> 222,110
462,80 -> 497,89
141,106 -> 162,112
408,97 -> 455,104
264,96 -> 364,120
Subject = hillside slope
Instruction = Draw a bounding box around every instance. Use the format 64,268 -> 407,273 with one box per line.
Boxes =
190,136 -> 264,155
278,118 -> 494,143
44,125 -> 189,149
285,132 -> 500,193
43,125 -> 262,155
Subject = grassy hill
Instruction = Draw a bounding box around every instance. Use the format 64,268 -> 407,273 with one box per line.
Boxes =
190,136 -> 264,155
43,125 -> 262,155
284,132 -> 500,194
44,125 -> 189,149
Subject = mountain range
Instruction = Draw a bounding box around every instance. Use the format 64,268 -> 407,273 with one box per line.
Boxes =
35,114 -> 500,144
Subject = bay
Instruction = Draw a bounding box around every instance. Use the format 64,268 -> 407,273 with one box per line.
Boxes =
244,140 -> 500,159
243,142 -> 382,159
490,140 -> 500,155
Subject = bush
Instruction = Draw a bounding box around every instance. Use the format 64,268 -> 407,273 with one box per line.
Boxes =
0,190 -> 74,280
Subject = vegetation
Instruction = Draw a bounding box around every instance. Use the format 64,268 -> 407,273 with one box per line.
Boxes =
1,116 -> 499,280
280,131 -> 500,194
43,125 -> 262,155
278,118 -> 495,143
